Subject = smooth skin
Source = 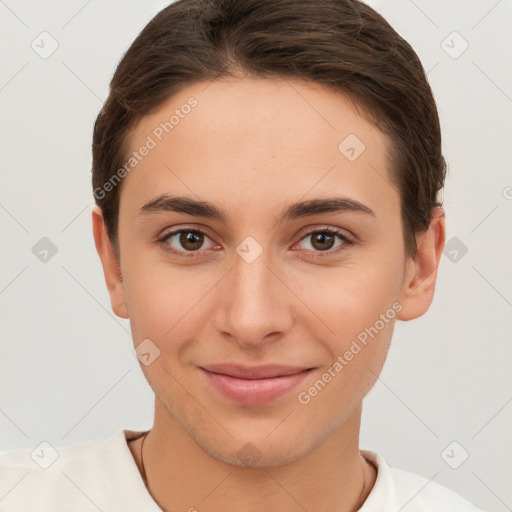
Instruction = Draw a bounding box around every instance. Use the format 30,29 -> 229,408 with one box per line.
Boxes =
93,76 -> 445,512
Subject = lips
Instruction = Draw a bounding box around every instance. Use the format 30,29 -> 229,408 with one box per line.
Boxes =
200,363 -> 312,379
199,364 -> 314,405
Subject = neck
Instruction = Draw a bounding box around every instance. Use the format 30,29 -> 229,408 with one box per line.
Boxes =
131,399 -> 376,512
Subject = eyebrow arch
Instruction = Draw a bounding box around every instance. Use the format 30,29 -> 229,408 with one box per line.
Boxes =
138,194 -> 375,222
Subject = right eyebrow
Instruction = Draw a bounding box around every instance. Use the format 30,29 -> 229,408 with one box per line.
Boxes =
138,195 -> 228,222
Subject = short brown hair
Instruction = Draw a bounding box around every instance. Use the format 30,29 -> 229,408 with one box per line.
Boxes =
92,0 -> 446,259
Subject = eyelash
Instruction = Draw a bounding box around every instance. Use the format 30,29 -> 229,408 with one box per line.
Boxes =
157,227 -> 354,259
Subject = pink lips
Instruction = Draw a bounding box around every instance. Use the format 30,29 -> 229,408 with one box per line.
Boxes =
200,364 -> 313,405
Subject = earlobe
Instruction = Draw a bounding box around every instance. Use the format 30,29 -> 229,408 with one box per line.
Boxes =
91,205 -> 129,319
397,207 -> 446,321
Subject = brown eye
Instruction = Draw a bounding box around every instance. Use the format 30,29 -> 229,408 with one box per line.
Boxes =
178,231 -> 204,251
297,228 -> 352,255
310,232 -> 336,251
161,229 -> 216,256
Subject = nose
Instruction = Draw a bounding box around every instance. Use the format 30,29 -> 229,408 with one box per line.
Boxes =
213,248 -> 294,347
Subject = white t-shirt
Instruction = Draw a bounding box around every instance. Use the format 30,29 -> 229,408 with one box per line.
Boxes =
0,429 -> 486,511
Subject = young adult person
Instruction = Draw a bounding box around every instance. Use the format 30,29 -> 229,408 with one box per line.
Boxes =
0,0 -> 487,510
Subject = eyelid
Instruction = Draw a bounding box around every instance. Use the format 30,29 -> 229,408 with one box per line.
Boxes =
296,224 -> 354,243
291,226 -> 354,257
158,224 -> 215,241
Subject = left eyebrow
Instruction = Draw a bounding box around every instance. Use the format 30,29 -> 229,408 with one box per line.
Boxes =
137,194 -> 375,222
281,197 -> 375,221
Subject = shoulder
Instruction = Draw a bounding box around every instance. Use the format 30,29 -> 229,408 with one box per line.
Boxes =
361,449 -> 487,512
0,429 -> 153,512
0,429 -> 123,476
388,465 -> 484,511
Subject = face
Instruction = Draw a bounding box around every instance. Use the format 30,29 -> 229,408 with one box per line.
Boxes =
98,76 -> 428,467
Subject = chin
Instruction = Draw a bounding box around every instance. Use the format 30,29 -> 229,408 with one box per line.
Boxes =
210,441 -> 309,469
191,425 -> 317,469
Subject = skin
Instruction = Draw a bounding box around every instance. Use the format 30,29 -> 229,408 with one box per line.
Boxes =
92,76 -> 445,511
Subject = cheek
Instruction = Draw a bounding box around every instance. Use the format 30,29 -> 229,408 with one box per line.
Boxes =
121,253 -> 198,343
123,259 -> 228,375
304,259 -> 402,340
124,267 -> 205,395
301,277 -> 399,411
298,254 -> 403,395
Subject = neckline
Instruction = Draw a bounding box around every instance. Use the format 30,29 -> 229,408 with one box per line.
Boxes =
121,429 -> 387,511
120,429 -> 163,511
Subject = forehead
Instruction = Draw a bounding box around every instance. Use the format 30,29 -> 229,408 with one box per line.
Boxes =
120,76 -> 398,221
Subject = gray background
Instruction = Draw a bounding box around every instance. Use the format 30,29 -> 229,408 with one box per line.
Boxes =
0,1 -> 510,510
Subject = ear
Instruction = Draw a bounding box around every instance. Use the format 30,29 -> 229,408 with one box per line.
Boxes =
91,205 -> 129,319
397,207 -> 446,321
